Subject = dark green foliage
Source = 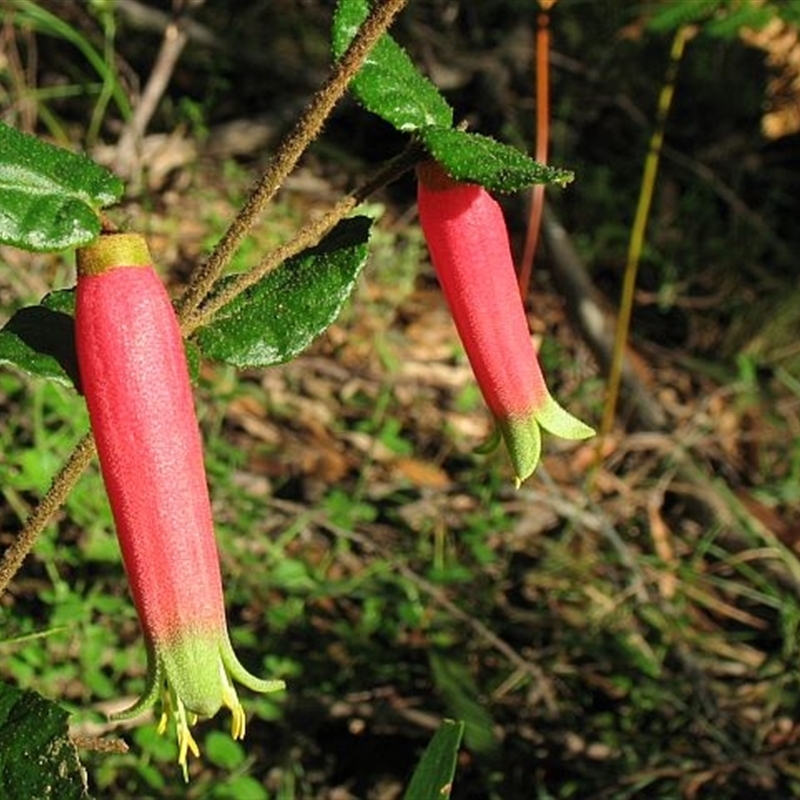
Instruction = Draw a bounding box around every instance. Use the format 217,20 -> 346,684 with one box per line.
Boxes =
333,0 -> 454,131
0,123 -> 122,251
403,720 -> 464,800
0,296 -> 77,386
418,127 -> 573,192
0,683 -> 91,800
646,0 -> 725,33
195,217 -> 372,368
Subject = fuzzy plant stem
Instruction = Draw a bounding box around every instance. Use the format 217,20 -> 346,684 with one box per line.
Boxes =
176,0 -> 411,323
184,142 -> 423,335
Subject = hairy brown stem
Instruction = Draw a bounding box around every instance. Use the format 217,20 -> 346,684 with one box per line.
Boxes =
176,0 -> 411,322
182,143 -> 422,336
0,432 -> 96,596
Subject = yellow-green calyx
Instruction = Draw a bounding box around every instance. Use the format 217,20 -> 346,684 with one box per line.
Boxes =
113,632 -> 285,781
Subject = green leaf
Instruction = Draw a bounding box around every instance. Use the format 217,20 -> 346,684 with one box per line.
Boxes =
333,0 -> 453,131
0,290 -> 78,387
0,682 -> 91,800
196,216 -> 372,368
209,776 -> 269,800
403,719 -> 464,800
419,127 -> 574,192
0,122 -> 123,251
704,5 -> 776,39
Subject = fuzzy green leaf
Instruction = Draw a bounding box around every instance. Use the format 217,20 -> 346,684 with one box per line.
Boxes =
0,122 -> 123,251
196,217 -> 372,368
0,682 -> 92,800
0,290 -> 78,386
333,0 -> 453,131
420,127 -> 574,192
403,719 -> 464,800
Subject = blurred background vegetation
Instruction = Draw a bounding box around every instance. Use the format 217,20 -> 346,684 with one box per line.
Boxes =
2,0 -> 800,797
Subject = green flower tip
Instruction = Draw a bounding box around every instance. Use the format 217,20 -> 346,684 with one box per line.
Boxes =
498,393 -> 594,487
111,633 -> 285,781
536,393 -> 595,442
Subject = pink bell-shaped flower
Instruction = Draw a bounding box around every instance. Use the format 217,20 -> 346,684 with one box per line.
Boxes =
75,233 -> 284,779
417,162 -> 593,484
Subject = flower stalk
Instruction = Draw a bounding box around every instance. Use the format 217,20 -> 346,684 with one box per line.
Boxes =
416,161 -> 593,484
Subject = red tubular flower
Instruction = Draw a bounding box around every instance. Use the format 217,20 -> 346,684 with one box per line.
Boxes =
75,233 -> 284,779
417,161 -> 593,484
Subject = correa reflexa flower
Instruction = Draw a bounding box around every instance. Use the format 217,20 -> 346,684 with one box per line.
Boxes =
417,161 -> 594,484
75,233 -> 284,779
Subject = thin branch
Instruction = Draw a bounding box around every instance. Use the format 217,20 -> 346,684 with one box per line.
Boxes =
600,25 -> 690,437
182,143 -> 422,336
518,1 -> 552,298
176,0 -> 411,322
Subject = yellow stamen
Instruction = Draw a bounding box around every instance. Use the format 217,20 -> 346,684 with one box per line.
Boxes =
157,680 -> 201,781
220,661 -> 247,740
174,694 -> 200,782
